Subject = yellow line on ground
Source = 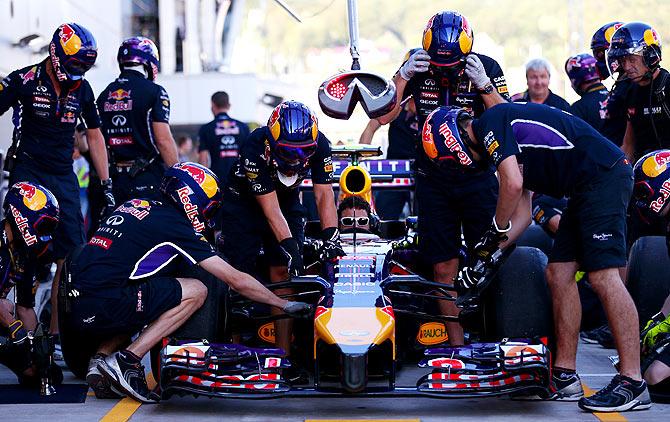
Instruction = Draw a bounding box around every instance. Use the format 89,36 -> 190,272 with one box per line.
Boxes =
582,383 -> 628,422
99,372 -> 157,422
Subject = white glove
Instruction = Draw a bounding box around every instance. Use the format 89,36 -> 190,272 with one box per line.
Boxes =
399,49 -> 431,81
464,54 -> 491,90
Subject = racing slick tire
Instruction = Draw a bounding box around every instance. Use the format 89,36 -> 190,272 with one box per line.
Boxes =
627,236 -> 670,327
515,224 -> 553,256
483,246 -> 552,340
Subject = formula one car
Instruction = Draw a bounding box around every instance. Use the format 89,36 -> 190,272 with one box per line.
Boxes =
153,146 -> 553,400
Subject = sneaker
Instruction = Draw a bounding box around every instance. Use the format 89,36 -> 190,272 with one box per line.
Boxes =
580,325 -> 608,344
97,351 -> 156,403
578,375 -> 651,412
87,354 -> 124,399
549,371 -> 585,401
597,327 -> 616,349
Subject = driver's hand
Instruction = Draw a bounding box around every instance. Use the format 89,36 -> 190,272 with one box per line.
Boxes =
279,237 -> 304,277
399,49 -> 431,81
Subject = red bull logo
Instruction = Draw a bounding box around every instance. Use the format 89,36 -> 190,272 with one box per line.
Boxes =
655,151 -> 670,167
439,122 -> 472,166
129,199 -> 151,208
180,164 -> 218,198
642,151 -> 670,178
108,89 -> 131,101
59,24 -> 82,56
17,182 -> 47,211
177,186 -> 206,233
422,110 -> 438,159
9,205 -> 37,246
181,164 -> 206,184
20,66 -> 37,85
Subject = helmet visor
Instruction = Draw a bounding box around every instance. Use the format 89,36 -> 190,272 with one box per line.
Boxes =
64,58 -> 94,78
202,200 -> 222,223
274,141 -> 317,166
633,180 -> 654,201
34,214 -> 59,237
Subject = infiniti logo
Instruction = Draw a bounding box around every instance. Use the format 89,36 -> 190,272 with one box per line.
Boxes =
425,79 -> 436,86
106,215 -> 124,226
112,115 -> 127,126
36,85 -> 48,92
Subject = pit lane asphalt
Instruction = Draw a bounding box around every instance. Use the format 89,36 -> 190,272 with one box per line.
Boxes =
1,343 -> 667,421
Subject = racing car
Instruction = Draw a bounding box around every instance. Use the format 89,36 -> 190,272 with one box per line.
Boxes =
152,146 -> 555,400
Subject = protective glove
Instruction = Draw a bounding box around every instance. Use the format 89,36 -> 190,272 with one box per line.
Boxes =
464,54 -> 491,90
100,179 -> 116,220
279,237 -> 303,277
472,217 -> 511,263
642,312 -> 670,351
318,227 -> 345,261
282,301 -> 313,318
8,320 -> 29,344
399,49 -> 431,81
456,265 -> 487,291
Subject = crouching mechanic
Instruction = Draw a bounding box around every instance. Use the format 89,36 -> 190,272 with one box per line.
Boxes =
64,163 -> 312,403
631,150 -> 670,398
221,101 -> 340,362
424,103 -> 649,412
0,182 -> 60,385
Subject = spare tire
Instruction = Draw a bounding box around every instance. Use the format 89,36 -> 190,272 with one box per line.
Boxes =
627,236 -> 670,326
516,225 -> 553,256
482,246 -> 552,341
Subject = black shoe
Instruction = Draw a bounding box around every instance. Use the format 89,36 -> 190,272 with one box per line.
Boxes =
580,325 -> 608,344
578,375 -> 651,412
597,327 -> 616,349
98,351 -> 156,403
548,371 -> 584,401
87,354 -> 124,399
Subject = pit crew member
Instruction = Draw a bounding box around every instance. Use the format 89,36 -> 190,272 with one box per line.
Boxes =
376,10 -> 508,346
0,23 -> 111,336
65,163 -> 311,403
511,58 -> 571,111
425,102 -> 649,412
221,101 -> 341,363
198,91 -> 250,188
0,182 -> 60,386
97,36 -> 178,205
565,53 -> 609,133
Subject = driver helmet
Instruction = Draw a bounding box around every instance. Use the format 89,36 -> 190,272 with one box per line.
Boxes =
422,11 -> 473,73
632,150 -> 670,221
422,105 -> 477,169
565,53 -> 600,94
3,182 -> 60,257
591,21 -> 624,78
160,162 -> 222,233
49,23 -> 97,82
607,22 -> 662,78
267,101 -> 319,176
117,36 -> 160,81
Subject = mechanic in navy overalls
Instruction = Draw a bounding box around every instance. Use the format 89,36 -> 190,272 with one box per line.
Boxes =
376,11 -> 509,346
0,182 -> 60,386
0,23 -> 111,336
221,101 -> 342,365
565,54 -> 610,134
198,91 -> 250,189
97,37 -> 178,205
426,103 -> 649,412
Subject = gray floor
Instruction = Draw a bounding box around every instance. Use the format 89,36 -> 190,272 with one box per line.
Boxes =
1,343 -> 667,421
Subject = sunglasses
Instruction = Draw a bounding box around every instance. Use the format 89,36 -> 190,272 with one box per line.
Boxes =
340,216 -> 369,226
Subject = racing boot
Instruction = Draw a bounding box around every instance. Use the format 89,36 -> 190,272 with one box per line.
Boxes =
578,375 -> 651,412
87,353 -> 124,399
98,350 -> 156,403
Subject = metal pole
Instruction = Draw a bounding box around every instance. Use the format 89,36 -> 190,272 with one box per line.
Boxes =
347,0 -> 360,70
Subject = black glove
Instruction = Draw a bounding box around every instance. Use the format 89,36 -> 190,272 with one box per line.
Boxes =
456,265 -> 486,291
318,227 -> 345,261
100,179 -> 116,220
279,237 -> 303,277
472,217 -> 511,263
282,301 -> 313,318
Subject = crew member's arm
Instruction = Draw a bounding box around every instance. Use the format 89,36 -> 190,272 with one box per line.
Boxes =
197,125 -> 211,167
314,183 -> 338,230
256,192 -> 292,242
377,73 -> 407,125
494,155 -> 524,230
377,49 -> 430,125
87,128 -> 110,181
152,122 -> 179,166
621,121 -> 636,162
360,119 -> 382,144
199,255 -> 288,309
503,188 -> 532,247
0,72 -> 20,116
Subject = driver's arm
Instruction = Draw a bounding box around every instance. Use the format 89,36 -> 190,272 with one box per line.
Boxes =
199,255 -> 288,309
377,73 -> 407,125
256,191 -> 292,242
494,155 -> 524,230
314,183 -> 338,230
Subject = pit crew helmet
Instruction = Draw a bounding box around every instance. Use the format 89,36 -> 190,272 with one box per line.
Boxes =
591,21 -> 624,77
607,22 -> 662,77
117,36 -> 160,81
632,150 -> 670,220
422,11 -> 473,70
49,23 -> 97,82
160,162 -> 222,233
565,53 -> 600,93
267,101 -> 318,175
422,106 -> 477,169
3,182 -> 60,257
